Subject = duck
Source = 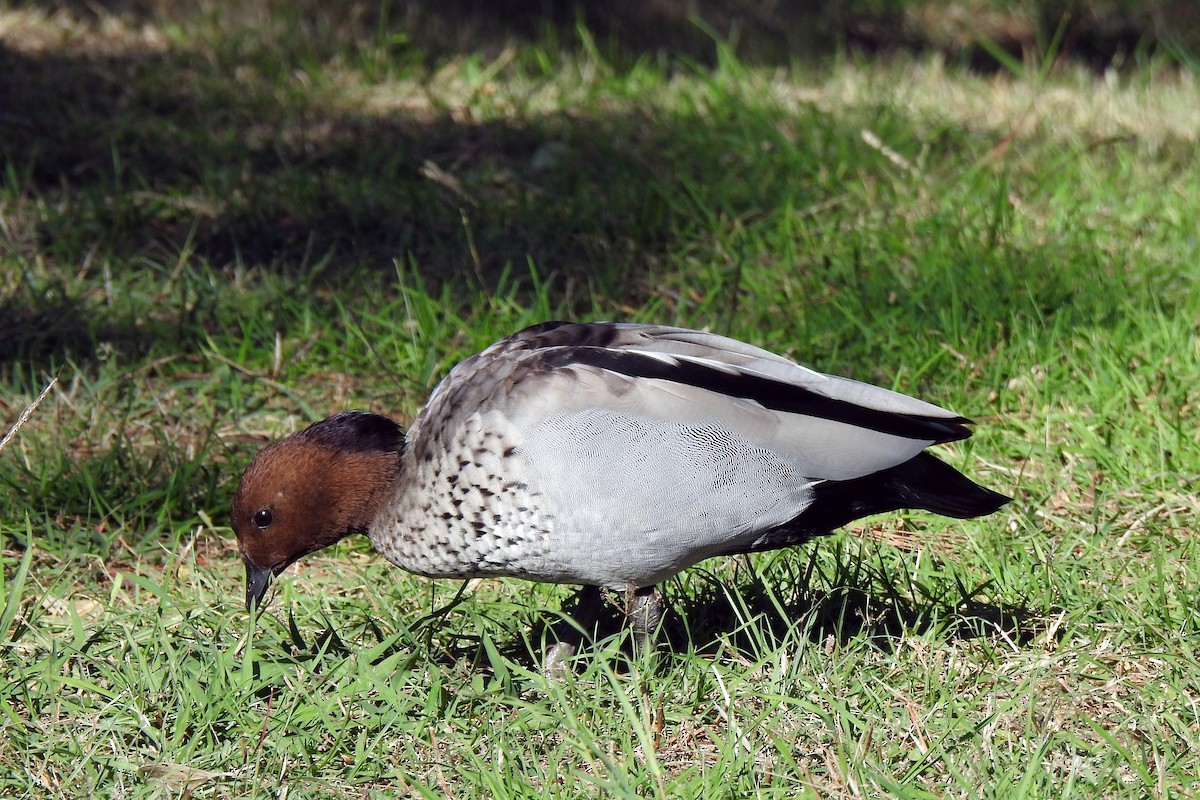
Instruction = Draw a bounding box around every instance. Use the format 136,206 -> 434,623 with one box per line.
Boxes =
231,321 -> 1010,658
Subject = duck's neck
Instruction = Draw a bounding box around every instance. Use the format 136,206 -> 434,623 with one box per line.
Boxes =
298,411 -> 405,551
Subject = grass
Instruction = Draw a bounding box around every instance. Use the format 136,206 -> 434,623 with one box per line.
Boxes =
2,2 -> 1199,797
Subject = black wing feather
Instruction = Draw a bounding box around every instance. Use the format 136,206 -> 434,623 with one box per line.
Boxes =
539,347 -> 973,444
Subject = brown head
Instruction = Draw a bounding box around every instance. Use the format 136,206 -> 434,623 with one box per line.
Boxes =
231,411 -> 403,610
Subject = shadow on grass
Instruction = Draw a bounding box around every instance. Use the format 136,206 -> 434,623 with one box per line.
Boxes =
0,27 -> 838,363
1,27 -> 1141,370
542,571 -> 1046,667
415,560 -> 1051,672
10,0 -> 835,69
237,582 -> 1048,684
4,0 -> 1167,369
658,572 -> 1048,655
17,0 -> 1194,70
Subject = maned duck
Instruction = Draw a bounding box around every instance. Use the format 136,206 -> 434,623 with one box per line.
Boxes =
231,322 -> 1010,657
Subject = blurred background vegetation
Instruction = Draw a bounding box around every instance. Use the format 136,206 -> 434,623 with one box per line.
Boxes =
8,0 -> 1199,66
3,0 -> 1197,363
352,0 -> 1200,68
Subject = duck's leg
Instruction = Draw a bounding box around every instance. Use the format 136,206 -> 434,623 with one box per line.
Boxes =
544,585 -> 663,671
626,585 -> 664,654
544,584 -> 604,674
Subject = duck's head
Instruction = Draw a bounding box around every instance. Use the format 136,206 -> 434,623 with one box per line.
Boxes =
230,411 -> 403,610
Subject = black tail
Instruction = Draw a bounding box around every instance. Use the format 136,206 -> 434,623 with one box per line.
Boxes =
878,451 -> 1011,519
726,453 -> 1010,556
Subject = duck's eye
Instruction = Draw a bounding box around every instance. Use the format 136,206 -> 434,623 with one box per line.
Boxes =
253,509 -> 273,529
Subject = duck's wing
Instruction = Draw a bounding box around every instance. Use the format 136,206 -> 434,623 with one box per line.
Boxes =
485,321 -> 967,428
602,323 -> 966,424
500,322 -> 973,480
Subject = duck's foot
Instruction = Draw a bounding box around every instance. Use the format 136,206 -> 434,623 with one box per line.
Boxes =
542,640 -> 576,675
543,585 -> 604,676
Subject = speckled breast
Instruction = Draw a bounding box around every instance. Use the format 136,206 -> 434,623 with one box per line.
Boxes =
368,409 -> 563,581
